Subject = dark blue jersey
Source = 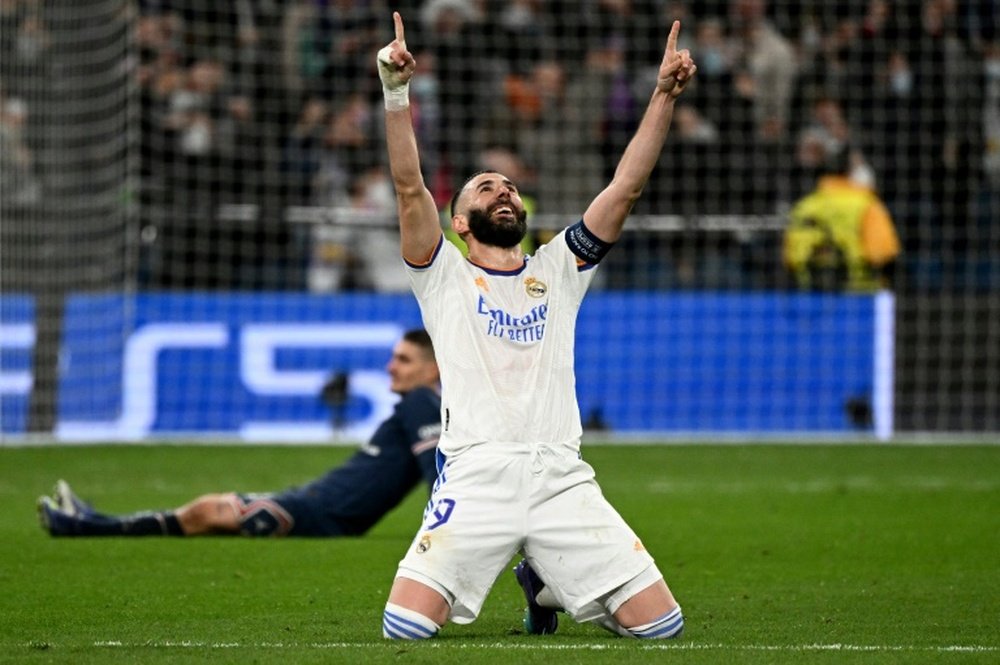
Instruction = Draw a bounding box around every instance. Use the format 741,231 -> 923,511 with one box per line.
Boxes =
264,387 -> 441,536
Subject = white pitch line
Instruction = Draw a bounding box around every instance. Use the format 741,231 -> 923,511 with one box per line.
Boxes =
645,476 -> 1000,494
79,641 -> 1000,653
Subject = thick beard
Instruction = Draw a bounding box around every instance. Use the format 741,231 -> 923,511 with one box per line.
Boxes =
466,206 -> 528,248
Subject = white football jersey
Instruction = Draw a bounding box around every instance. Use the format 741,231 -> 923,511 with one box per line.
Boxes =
406,230 -> 598,454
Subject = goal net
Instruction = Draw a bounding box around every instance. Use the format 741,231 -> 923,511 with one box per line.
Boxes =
1,0 -> 997,442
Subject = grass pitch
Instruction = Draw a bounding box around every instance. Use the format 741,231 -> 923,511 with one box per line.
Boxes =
1,443 -> 997,663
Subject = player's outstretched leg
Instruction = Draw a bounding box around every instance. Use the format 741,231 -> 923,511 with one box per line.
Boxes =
36,495 -> 184,537
37,496 -> 78,536
513,559 -> 558,635
54,480 -> 93,516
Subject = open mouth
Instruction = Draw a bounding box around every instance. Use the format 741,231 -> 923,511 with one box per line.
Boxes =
490,204 -> 515,218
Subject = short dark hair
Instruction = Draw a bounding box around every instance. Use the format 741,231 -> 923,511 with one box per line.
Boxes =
402,328 -> 434,360
449,170 -> 501,218
824,145 -> 853,176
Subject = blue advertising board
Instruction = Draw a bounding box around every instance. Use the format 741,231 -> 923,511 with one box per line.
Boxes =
56,294 -> 425,441
1,292 -> 891,440
0,295 -> 35,434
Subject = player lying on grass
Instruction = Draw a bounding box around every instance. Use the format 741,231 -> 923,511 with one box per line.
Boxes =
38,329 -> 441,538
376,12 -> 694,640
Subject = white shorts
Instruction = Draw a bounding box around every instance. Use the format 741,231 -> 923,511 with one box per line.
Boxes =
395,442 -> 661,624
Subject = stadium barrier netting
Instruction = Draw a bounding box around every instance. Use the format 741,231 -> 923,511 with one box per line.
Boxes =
1,0 -> 997,442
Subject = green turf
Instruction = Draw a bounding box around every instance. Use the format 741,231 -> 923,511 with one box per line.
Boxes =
1,443 -> 997,663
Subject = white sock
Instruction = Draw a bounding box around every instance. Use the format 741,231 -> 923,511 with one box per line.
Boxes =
627,605 -> 684,639
382,602 -> 440,640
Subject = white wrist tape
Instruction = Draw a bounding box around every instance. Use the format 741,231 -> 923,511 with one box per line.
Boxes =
382,84 -> 410,111
377,45 -> 410,111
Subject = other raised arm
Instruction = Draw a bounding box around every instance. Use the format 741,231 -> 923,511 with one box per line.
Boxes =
377,12 -> 441,264
582,20 -> 697,243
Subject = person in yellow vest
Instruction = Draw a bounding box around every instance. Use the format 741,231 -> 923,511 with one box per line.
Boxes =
783,147 -> 900,292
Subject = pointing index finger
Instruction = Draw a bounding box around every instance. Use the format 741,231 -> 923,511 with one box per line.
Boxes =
666,20 -> 679,54
394,11 -> 406,45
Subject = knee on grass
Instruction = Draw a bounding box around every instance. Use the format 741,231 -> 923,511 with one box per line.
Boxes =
626,605 -> 684,639
382,603 -> 441,640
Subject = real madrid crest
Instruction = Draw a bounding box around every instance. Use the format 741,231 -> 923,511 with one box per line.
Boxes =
416,534 -> 431,554
524,277 -> 547,298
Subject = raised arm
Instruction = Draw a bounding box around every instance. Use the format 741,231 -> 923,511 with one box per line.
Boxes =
377,12 -> 441,264
582,20 -> 696,243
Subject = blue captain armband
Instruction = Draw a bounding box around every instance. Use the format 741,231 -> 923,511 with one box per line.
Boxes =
566,220 -> 615,264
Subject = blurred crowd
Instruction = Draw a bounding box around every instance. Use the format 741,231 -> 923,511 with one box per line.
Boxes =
1,0 -> 997,291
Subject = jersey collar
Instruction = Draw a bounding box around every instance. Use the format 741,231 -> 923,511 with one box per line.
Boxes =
466,256 -> 529,276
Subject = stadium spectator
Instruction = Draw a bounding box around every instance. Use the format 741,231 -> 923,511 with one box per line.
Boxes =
661,14 -> 761,215
281,0 -> 338,97
307,163 -> 408,293
347,164 -> 413,292
0,96 -> 40,211
985,39 -> 1000,187
783,145 -> 900,292
485,57 -> 606,218
851,0 -> 898,131
315,0 -> 385,102
115,0 -> 991,293
686,17 -> 733,130
135,12 -> 184,176
38,329 -> 441,537
790,95 -> 876,198
910,0 -> 982,271
710,0 -> 794,213
493,0 -> 549,73
978,37 -> 1000,282
216,93 -> 264,199
420,0 -> 495,190
301,92 -> 382,290
166,59 -> 227,166
314,91 -> 378,207
406,44 -> 444,204
282,96 -> 329,204
652,103 -> 719,216
0,5 -> 50,98
728,0 -> 797,142
375,12 -> 691,640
